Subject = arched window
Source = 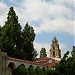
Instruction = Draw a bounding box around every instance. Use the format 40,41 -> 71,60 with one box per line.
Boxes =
53,46 -> 55,50
53,51 -> 55,57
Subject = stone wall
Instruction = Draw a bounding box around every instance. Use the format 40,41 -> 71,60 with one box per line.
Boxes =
0,50 -> 2,75
0,51 -> 7,75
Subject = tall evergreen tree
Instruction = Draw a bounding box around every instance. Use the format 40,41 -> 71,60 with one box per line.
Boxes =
22,22 -> 35,60
40,48 -> 47,58
0,26 -> 2,37
71,46 -> 75,60
0,7 -> 21,57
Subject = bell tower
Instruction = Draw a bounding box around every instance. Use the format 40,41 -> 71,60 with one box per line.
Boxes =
50,36 -> 61,58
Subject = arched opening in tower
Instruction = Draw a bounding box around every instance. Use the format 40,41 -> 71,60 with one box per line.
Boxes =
53,51 -> 55,57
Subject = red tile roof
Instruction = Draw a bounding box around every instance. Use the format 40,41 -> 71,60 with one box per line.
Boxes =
8,57 -> 33,63
8,57 -> 57,68
42,63 -> 55,68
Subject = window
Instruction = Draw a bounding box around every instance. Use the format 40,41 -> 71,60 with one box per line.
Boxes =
53,51 -> 55,57
53,46 -> 55,50
48,60 -> 52,63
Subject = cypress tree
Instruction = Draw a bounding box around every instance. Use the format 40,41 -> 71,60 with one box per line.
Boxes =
0,7 -> 21,57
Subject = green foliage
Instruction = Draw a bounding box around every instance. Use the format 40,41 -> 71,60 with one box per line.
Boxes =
32,49 -> 38,60
42,67 -> 47,75
14,64 -> 27,75
27,65 -> 37,75
55,51 -> 70,75
35,66 -> 45,75
71,46 -> 75,60
40,48 -> 47,58
0,7 -> 21,57
22,22 -> 36,60
0,26 -> 2,37
60,51 -> 69,64
55,50 -> 75,75
22,22 -> 35,42
0,7 -> 37,60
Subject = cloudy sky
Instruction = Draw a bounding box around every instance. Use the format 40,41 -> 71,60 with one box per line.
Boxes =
0,0 -> 74,57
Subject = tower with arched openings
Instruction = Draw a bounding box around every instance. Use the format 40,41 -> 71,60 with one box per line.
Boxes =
50,36 -> 61,58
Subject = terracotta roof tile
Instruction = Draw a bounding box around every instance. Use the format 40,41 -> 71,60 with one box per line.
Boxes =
42,63 -> 55,68
8,57 -> 57,68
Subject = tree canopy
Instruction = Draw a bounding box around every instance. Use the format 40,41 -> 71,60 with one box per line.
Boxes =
71,46 -> 75,60
0,7 -> 21,57
21,22 -> 36,60
0,7 -> 36,61
40,48 -> 47,58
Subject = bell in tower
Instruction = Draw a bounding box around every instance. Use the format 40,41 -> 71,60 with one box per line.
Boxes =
50,36 -> 61,58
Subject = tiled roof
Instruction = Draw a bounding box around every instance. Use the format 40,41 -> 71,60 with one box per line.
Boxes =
34,57 -> 56,68
42,63 -> 55,68
8,57 -> 46,65
8,57 -> 59,68
8,57 -> 33,63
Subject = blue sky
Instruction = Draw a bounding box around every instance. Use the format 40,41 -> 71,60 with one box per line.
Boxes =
0,0 -> 74,57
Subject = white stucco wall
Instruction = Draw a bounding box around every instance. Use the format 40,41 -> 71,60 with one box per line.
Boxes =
7,59 -> 46,69
0,51 -> 46,75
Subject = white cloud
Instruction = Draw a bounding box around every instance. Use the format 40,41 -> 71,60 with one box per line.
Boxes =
18,0 -> 74,35
0,0 -> 74,35
53,0 -> 74,5
74,20 -> 75,45
0,2 -> 9,26
34,42 -> 50,57
60,43 -> 68,57
34,42 -> 67,58
33,18 -> 74,35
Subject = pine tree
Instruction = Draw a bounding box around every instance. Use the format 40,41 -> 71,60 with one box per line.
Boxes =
22,22 -> 35,60
0,7 -> 21,57
40,48 -> 47,58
